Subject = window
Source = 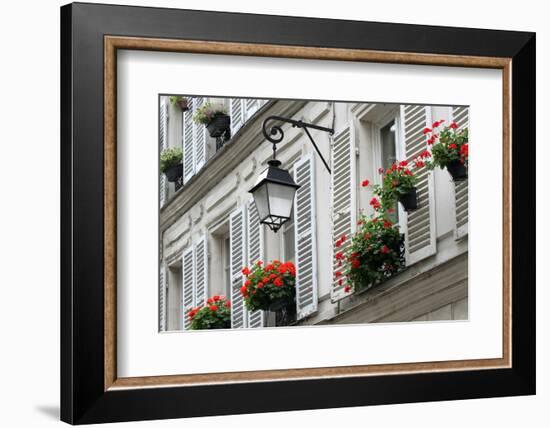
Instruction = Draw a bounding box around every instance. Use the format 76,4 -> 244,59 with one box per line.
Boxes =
282,219 -> 295,262
223,236 -> 231,297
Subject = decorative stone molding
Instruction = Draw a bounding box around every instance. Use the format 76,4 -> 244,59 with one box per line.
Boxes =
242,157 -> 257,181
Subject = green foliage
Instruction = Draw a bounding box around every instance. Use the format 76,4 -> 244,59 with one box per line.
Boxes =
160,147 -> 183,173
240,260 -> 296,312
193,102 -> 227,125
335,213 -> 404,293
169,95 -> 186,105
187,296 -> 231,330
425,122 -> 469,170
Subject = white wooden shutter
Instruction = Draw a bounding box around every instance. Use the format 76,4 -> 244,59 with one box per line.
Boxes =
451,106 -> 469,239
194,235 -> 208,304
330,127 -> 357,302
159,99 -> 168,207
159,264 -> 167,332
401,105 -> 437,265
194,97 -> 207,172
183,98 -> 195,183
230,207 -> 247,328
230,98 -> 244,135
182,246 -> 195,329
246,199 -> 265,328
294,155 -> 318,318
244,99 -> 259,121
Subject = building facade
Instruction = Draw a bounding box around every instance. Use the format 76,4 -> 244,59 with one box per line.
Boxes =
159,96 -> 469,332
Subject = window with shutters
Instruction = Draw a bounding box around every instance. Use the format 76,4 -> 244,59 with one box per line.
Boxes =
294,155 -> 318,319
246,198 -> 265,328
230,98 -> 244,136
194,97 -> 207,172
180,234 -> 209,330
209,222 -> 233,301
229,207 -> 247,328
400,105 -> 437,265
223,236 -> 231,297
183,98 -> 195,183
330,127 -> 357,303
159,264 -> 167,332
181,246 -> 195,329
450,106 -> 469,239
230,98 -> 267,137
159,98 -> 168,207
379,118 -> 401,224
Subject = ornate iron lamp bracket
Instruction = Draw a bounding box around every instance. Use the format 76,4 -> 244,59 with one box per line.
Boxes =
262,115 -> 334,174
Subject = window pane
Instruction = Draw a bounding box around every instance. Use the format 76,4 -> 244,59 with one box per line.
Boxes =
283,221 -> 295,262
381,120 -> 397,169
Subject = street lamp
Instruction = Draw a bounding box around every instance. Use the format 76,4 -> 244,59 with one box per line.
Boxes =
249,158 -> 300,233
249,115 -> 334,233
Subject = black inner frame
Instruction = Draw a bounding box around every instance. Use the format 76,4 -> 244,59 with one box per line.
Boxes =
61,2 -> 536,424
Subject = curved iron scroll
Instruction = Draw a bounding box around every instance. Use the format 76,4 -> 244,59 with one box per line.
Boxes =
262,115 -> 334,174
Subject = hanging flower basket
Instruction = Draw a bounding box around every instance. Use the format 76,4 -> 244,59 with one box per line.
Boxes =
160,147 -> 183,182
164,164 -> 183,182
423,120 -> 469,182
446,159 -> 468,181
371,159 -> 423,213
206,113 -> 231,138
187,295 -> 231,330
240,260 -> 296,313
398,187 -> 418,212
193,102 -> 231,138
169,96 -> 190,112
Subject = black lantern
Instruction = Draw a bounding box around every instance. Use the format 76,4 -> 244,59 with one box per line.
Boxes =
249,159 -> 300,233
250,115 -> 333,232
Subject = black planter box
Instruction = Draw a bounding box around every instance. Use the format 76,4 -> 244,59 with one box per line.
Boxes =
164,164 -> 183,182
206,113 -> 231,138
446,159 -> 468,181
398,187 -> 418,212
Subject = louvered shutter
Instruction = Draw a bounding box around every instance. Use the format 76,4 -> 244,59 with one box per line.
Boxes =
294,155 -> 318,318
159,264 -> 167,332
194,235 -> 208,304
183,98 -> 195,183
229,207 -> 247,328
451,106 -> 469,239
230,98 -> 244,135
244,99 -> 259,121
246,199 -> 265,328
182,246 -> 195,329
194,97 -> 207,172
401,105 -> 437,265
330,127 -> 357,302
159,99 -> 168,207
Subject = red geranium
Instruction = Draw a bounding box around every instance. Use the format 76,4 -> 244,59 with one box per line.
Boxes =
424,119 -> 469,171
240,259 -> 296,312
187,295 -> 231,330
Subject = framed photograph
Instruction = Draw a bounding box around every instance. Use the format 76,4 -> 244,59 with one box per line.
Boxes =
61,2 -> 535,424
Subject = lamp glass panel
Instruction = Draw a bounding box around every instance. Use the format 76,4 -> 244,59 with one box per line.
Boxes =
267,182 -> 296,219
252,182 -> 270,220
